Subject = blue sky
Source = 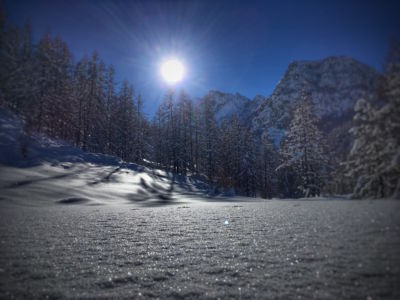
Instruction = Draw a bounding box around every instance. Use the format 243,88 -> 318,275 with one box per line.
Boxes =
5,0 -> 400,117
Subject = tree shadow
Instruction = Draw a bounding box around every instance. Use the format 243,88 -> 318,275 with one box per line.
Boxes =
1,167 -> 91,189
125,177 -> 177,207
57,197 -> 90,204
88,166 -> 122,185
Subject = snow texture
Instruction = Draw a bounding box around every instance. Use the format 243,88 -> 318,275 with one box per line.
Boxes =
1,109 -> 399,299
0,109 -> 210,207
0,200 -> 399,299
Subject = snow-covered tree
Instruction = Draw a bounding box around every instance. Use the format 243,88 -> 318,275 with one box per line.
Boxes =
347,42 -> 400,199
278,92 -> 329,197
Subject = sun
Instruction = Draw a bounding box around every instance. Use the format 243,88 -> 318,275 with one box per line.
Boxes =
160,59 -> 184,84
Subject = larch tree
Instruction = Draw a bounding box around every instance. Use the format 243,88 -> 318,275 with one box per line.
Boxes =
201,94 -> 219,183
257,133 -> 278,199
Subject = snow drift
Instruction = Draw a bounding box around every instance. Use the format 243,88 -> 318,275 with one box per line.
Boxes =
0,109 -> 208,207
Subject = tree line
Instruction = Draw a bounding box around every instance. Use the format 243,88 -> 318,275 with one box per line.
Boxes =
0,16 -> 398,199
0,19 -> 148,163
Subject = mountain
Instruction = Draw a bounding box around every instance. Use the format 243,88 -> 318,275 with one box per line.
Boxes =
206,56 -> 380,146
252,56 -> 379,141
203,90 -> 254,123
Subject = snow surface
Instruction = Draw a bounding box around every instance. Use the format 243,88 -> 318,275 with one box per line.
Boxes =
1,199 -> 399,299
1,110 -> 400,299
0,109 -> 211,207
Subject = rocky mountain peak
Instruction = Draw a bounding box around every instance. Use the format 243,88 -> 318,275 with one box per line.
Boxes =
253,56 -> 380,140
204,56 -> 380,146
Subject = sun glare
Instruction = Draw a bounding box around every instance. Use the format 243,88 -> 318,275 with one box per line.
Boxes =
161,59 -> 184,84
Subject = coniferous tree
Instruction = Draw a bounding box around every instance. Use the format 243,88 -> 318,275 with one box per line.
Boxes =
104,65 -> 117,154
216,115 -> 258,196
192,104 -> 202,174
278,92 -> 329,197
2,24 -> 22,111
116,80 -> 136,160
201,94 -> 219,183
239,126 -> 257,196
347,42 -> 400,199
134,94 -> 144,163
0,17 -> 148,171
175,90 -> 192,174
217,117 -> 238,193
257,134 -> 278,198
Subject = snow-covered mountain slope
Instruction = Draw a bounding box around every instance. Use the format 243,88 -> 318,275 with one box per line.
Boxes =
204,90 -> 255,123
252,56 -> 379,135
205,56 -> 379,146
0,110 -> 208,207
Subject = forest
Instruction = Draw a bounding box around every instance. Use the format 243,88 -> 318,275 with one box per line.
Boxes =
1,17 -> 399,200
